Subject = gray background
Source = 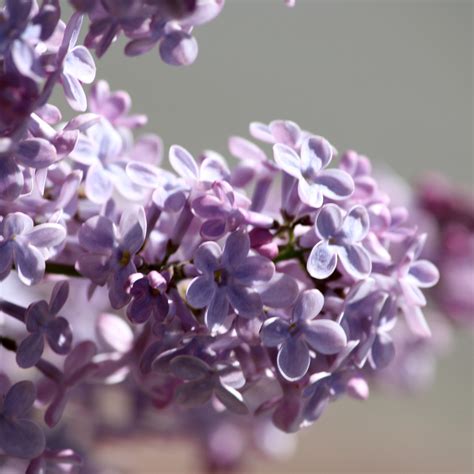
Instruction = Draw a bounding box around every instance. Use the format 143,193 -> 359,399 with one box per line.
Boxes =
65,0 -> 473,472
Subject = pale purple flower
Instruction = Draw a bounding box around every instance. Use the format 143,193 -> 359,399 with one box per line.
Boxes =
170,355 -> 248,415
0,380 -> 45,459
307,204 -> 372,280
77,206 -> 146,308
273,136 -> 354,208
394,234 -> 439,337
186,231 -> 275,331
16,281 -> 73,369
261,290 -> 347,381
58,13 -> 96,111
126,271 -> 170,324
0,212 -> 66,285
169,144 -> 230,191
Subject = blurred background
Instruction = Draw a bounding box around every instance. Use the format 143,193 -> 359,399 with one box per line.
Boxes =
61,1 -> 472,472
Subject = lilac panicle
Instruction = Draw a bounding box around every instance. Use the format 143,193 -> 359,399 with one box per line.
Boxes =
0,0 -> 448,464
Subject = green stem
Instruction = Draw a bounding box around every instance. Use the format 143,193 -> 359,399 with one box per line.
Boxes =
45,262 -> 82,278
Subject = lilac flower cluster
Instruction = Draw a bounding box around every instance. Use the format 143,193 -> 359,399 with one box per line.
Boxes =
0,3 -> 450,473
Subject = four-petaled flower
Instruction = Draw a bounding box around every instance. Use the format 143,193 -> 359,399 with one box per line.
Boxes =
77,206 -> 147,308
261,289 -> 347,381
307,204 -> 372,280
16,281 -> 73,368
0,380 -> 45,459
0,212 -> 66,285
273,136 -> 354,208
186,231 -> 275,331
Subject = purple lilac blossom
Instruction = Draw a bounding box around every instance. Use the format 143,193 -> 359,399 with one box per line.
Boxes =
0,2 -> 447,467
261,290 -> 347,381
186,230 -> 275,331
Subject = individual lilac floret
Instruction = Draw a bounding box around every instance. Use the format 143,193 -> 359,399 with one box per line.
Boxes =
261,290 -> 347,381
394,234 -> 440,337
16,281 -> 73,369
170,355 -> 248,415
273,136 -> 354,208
0,212 -> 66,285
186,230 -> 275,331
126,271 -> 170,324
58,13 -> 96,111
307,204 -> 372,280
0,380 -> 45,459
77,207 -> 146,308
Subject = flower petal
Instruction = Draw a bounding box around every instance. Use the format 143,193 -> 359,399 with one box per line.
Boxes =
277,337 -> 310,382
0,418 -> 45,459
370,333 -> 395,369
228,136 -> 266,163
49,281 -> 69,315
16,332 -> 45,368
170,355 -> 211,380
341,205 -> 370,243
45,317 -> 73,355
408,260 -> 440,288
336,243 -> 372,280
78,216 -> 115,253
64,46 -> 96,84
119,206 -> 146,254
233,255 -> 275,285
126,161 -> 160,188
169,145 -> 198,181
186,276 -> 216,309
301,136 -> 332,171
315,204 -> 344,240
194,241 -> 221,274
314,169 -> 354,200
62,73 -> 87,112
24,223 -> 66,248
205,288 -> 229,332
2,212 -> 33,238
16,138 -> 58,169
304,320 -> 347,355
200,218 -> 227,240
259,273 -> 299,308
297,179 -> 323,208
227,285 -> 262,319
14,243 -> 45,286
3,381 -> 36,416
174,379 -> 214,406
84,164 -> 114,204
293,289 -> 324,321
214,384 -> 249,415
260,317 -> 290,347
307,241 -> 338,279
273,143 -> 302,179
222,231 -> 250,268
0,157 -> 23,200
